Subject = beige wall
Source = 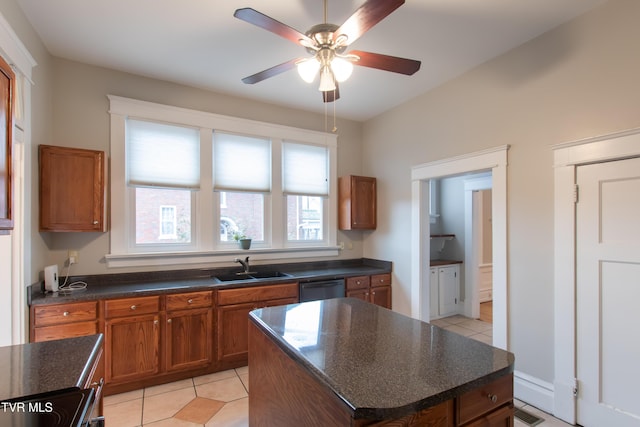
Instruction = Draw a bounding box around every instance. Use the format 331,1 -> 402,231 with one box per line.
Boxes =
362,0 -> 640,382
33,58 -> 364,278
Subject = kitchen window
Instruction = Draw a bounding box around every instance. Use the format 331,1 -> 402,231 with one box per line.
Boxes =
107,96 -> 338,268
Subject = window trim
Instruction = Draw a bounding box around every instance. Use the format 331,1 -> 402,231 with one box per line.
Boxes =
108,95 -> 339,268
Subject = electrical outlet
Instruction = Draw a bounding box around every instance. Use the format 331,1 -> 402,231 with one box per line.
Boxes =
68,250 -> 79,264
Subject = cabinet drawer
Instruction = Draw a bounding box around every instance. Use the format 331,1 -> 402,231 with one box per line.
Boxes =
166,291 -> 213,311
33,321 -> 98,342
217,283 -> 298,306
33,301 -> 98,327
104,296 -> 160,318
458,374 -> 513,425
346,276 -> 370,290
371,273 -> 391,286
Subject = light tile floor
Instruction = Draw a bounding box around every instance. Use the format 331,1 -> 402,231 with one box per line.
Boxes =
103,316 -> 570,427
103,367 -> 249,427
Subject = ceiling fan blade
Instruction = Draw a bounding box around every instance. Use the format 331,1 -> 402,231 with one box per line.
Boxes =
241,58 -> 302,84
234,8 -> 314,46
322,83 -> 340,103
335,0 -> 404,45
349,50 -> 421,75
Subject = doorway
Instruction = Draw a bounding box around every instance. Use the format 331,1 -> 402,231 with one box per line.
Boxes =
411,145 -> 508,350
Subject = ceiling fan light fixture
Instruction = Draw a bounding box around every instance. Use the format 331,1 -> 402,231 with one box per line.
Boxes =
331,57 -> 353,82
297,58 -> 320,83
318,65 -> 336,91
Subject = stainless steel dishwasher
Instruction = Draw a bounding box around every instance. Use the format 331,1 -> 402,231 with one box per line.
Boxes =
299,278 -> 345,302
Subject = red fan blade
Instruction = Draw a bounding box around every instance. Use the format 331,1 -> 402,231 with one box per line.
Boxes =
241,58 -> 303,84
350,50 -> 421,75
335,0 -> 404,45
234,8 -> 314,46
322,83 -> 340,103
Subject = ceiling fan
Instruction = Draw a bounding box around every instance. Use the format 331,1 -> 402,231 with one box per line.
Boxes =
234,0 -> 421,103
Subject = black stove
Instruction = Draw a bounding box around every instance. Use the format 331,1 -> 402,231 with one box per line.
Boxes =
0,387 -> 97,427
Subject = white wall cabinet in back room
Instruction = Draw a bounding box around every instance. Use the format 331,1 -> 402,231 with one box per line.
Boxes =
430,264 -> 461,318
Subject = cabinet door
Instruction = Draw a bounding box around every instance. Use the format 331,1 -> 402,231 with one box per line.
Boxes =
105,314 -> 159,383
438,266 -> 459,317
346,287 -> 369,302
39,145 -> 105,232
430,267 -> 439,318
370,285 -> 391,309
339,175 -> 377,230
217,297 -> 297,367
166,307 -> 213,372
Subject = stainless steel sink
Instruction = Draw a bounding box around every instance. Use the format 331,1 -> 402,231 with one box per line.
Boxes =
250,271 -> 292,279
213,273 -> 253,282
212,271 -> 292,283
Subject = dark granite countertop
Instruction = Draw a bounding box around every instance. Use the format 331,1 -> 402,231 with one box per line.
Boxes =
0,334 -> 103,401
29,258 -> 391,306
249,298 -> 514,420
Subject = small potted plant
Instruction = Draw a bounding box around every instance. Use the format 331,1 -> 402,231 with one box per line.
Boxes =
233,231 -> 252,250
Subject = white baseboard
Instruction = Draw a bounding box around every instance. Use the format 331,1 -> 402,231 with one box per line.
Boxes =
514,370 -> 554,414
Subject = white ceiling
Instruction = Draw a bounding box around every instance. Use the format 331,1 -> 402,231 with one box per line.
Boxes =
16,0 -> 606,121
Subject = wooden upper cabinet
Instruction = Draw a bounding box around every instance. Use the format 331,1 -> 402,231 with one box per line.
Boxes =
39,145 -> 106,232
338,175 -> 377,230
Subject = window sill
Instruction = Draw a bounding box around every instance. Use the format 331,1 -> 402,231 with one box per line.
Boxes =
105,246 -> 341,269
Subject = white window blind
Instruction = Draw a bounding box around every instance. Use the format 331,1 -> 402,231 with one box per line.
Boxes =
127,119 -> 200,188
282,142 -> 328,196
213,132 -> 271,192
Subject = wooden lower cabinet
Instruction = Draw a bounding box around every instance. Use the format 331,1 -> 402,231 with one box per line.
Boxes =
216,283 -> 298,368
30,300 -> 99,342
165,307 -> 213,372
104,312 -> 160,384
346,274 -> 392,309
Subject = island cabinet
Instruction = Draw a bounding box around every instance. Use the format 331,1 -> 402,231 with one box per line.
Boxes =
339,175 -> 377,230
165,290 -> 213,372
248,298 -> 514,427
346,273 -> 392,309
39,144 -> 106,232
104,295 -> 161,385
216,282 -> 298,369
30,300 -> 99,342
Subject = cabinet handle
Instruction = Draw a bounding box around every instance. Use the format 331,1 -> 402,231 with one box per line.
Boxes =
63,311 -> 70,317
130,305 -> 137,310
187,299 -> 193,304
488,394 -> 498,403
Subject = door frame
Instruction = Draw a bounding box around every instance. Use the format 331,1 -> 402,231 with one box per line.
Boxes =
552,127 -> 640,424
464,174 -> 492,319
411,145 -> 509,350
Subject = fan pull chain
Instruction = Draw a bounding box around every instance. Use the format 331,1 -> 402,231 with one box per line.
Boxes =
332,92 -> 337,132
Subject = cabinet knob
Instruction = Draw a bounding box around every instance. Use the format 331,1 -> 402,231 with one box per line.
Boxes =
488,394 -> 498,403
167,319 -> 172,323
356,281 -> 361,285
93,220 -> 99,225
187,299 -> 193,304
130,305 -> 137,310
63,311 -> 70,317
153,320 -> 159,325
372,291 -> 376,296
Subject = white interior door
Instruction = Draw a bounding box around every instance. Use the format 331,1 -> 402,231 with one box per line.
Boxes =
576,157 -> 640,426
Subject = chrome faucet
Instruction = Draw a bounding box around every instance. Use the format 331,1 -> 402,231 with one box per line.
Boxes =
234,256 -> 251,274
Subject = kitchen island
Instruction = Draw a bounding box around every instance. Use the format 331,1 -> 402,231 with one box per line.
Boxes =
248,298 -> 514,426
